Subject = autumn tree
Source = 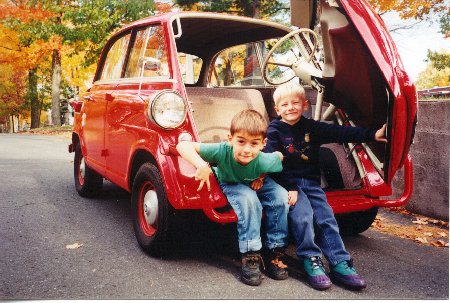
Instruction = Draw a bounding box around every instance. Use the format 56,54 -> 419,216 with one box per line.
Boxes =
175,0 -> 286,18
2,0 -> 156,126
0,4 -> 55,129
426,50 -> 450,71
368,0 -> 449,36
415,49 -> 450,90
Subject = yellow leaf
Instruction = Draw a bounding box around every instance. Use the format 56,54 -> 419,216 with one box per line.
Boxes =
66,243 -> 83,249
412,220 -> 428,225
415,237 -> 428,244
437,232 -> 447,237
423,232 -> 433,237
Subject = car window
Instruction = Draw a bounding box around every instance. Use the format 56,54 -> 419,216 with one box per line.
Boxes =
124,25 -> 170,79
178,53 -> 202,84
210,43 -> 264,87
100,33 -> 131,80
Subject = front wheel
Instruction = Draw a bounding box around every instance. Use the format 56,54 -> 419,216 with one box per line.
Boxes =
131,163 -> 174,257
336,207 -> 378,236
74,142 -> 103,197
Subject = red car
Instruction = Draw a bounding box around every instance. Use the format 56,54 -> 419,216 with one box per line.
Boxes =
69,0 -> 417,256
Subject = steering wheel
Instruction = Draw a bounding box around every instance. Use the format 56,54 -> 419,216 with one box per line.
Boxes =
262,28 -> 319,86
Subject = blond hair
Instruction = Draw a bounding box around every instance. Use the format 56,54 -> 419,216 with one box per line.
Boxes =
230,109 -> 267,137
273,82 -> 306,105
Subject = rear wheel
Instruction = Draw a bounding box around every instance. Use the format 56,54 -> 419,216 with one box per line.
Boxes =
74,143 -> 103,197
131,163 -> 174,257
336,207 -> 378,236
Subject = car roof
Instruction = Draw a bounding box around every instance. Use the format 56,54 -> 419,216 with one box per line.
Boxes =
121,11 -> 292,58
173,12 -> 291,57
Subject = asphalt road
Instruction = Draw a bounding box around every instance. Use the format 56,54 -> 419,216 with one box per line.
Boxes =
0,133 -> 448,300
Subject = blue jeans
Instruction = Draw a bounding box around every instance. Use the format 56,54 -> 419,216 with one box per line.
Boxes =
289,178 -> 350,266
220,176 -> 289,254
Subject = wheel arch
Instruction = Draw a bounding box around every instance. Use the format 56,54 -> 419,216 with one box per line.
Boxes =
71,132 -> 80,149
129,149 -> 158,191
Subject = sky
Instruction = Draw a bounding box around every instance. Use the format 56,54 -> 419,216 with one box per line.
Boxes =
382,12 -> 450,82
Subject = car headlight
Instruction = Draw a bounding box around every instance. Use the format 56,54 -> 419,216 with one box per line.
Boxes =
148,90 -> 187,129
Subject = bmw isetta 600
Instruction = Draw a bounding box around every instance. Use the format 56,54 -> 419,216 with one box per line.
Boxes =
69,0 -> 417,256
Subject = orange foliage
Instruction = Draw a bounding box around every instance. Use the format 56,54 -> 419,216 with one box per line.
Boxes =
367,0 -> 447,20
0,0 -> 54,22
0,25 -> 59,70
155,1 -> 173,13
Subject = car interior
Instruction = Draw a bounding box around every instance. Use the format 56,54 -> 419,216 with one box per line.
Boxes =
170,2 -> 389,191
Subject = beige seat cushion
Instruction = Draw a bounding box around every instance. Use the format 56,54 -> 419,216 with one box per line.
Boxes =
186,87 -> 268,143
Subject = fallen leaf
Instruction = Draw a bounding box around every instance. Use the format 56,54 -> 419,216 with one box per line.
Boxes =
429,219 -> 439,224
66,243 -> 83,249
415,237 -> 428,244
437,232 -> 447,237
423,232 -> 433,237
412,220 -> 428,225
430,240 -> 447,247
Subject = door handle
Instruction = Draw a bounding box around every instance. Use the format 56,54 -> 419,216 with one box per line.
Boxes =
105,92 -> 115,101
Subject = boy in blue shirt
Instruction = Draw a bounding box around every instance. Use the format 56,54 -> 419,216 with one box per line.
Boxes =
264,82 -> 387,290
176,109 -> 290,286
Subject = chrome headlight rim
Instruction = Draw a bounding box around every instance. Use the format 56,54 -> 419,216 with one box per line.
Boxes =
148,90 -> 187,130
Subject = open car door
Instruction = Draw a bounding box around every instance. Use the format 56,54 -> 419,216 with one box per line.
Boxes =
267,0 -> 417,193
336,0 -> 417,184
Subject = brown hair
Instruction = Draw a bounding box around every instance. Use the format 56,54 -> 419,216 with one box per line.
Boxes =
230,109 -> 267,137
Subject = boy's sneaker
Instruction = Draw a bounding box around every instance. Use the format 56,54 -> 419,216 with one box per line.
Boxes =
265,247 -> 288,280
241,251 -> 263,286
330,259 -> 367,290
303,256 -> 332,290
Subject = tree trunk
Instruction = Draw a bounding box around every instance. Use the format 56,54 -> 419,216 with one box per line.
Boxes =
29,69 -> 40,129
51,49 -> 62,126
252,1 -> 260,18
10,114 -> 15,133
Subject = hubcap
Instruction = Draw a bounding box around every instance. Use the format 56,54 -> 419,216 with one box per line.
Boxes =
143,189 -> 158,226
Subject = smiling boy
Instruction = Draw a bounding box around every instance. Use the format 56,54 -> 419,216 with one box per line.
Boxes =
264,82 -> 387,290
176,109 -> 290,286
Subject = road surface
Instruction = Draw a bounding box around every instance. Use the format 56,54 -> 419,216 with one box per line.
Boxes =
0,133 -> 448,299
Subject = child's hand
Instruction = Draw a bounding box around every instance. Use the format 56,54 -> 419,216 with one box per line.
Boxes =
375,124 -> 388,143
250,174 -> 266,191
195,163 -> 213,191
288,190 -> 298,205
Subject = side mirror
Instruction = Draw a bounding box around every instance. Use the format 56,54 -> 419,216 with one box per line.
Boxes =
139,56 -> 161,72
138,56 -> 162,95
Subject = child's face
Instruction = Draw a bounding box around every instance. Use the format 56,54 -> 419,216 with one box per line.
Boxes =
227,131 -> 266,165
275,93 -> 309,125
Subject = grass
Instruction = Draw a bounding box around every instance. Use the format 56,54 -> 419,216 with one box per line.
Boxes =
28,125 -> 73,133
24,125 -> 73,139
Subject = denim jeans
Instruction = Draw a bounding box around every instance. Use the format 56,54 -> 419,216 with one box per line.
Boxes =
220,176 -> 289,254
289,178 -> 350,266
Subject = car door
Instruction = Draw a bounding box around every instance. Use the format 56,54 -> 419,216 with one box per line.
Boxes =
104,24 -> 176,190
316,0 -> 417,184
80,33 -> 131,175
